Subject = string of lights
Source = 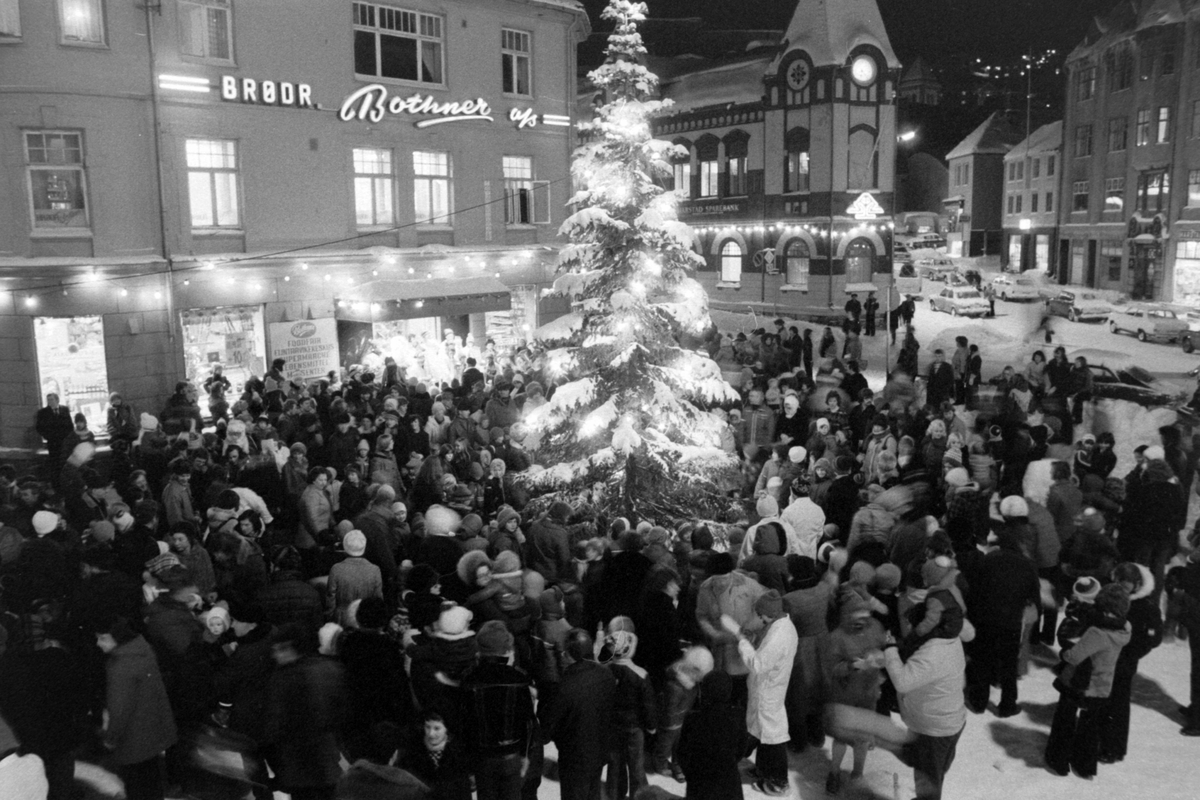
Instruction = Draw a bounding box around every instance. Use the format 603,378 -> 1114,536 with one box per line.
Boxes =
10,172 -> 575,305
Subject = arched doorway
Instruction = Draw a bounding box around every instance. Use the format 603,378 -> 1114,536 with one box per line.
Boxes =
720,241 -> 743,283
784,239 -> 810,290
844,238 -> 875,283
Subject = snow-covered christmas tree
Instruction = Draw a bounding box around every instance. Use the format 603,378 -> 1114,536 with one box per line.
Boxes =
522,0 -> 740,521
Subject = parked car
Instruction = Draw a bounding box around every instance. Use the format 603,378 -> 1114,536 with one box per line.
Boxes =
1163,304 -> 1200,353
1045,290 -> 1114,322
990,274 -> 1041,302
1106,303 -> 1190,343
915,258 -> 958,280
893,241 -> 913,265
930,286 -> 989,316
906,233 -> 947,251
1066,349 -> 1188,409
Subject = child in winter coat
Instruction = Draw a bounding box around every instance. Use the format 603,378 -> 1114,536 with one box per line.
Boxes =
651,646 -> 714,782
605,617 -> 657,800
899,556 -> 964,658
1045,582 -> 1131,779
823,588 -> 887,795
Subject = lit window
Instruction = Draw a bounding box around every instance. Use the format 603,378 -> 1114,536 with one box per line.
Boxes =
1188,169 -> 1200,207
1072,181 -> 1089,212
186,138 -> 240,228
501,29 -> 531,96
25,131 -> 89,230
1105,177 -> 1125,212
413,150 -> 451,224
502,156 -> 548,225
352,2 -> 443,85
726,155 -> 747,196
58,0 -> 104,45
698,160 -> 719,197
0,0 -> 21,38
1157,107 -> 1171,143
784,239 -> 809,290
672,162 -> 691,199
720,241 -> 742,283
787,150 -> 810,192
34,316 -> 111,438
179,0 -> 232,61
352,147 -> 394,227
1136,108 -> 1151,146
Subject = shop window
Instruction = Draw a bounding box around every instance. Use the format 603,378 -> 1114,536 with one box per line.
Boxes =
58,0 -> 104,45
1072,181 -> 1089,212
1075,124 -> 1093,157
1187,169 -> 1200,207
180,306 -> 266,409
844,238 -> 875,284
1177,242 -> 1200,303
1071,242 -> 1086,284
413,150 -> 451,224
1136,108 -> 1151,146
671,161 -> 691,200
352,147 -> 394,227
25,131 -> 89,230
35,316 -> 110,437
502,156 -> 548,225
352,2 -> 443,85
501,29 -> 531,96
186,138 -> 240,228
0,0 -> 21,38
784,239 -> 809,291
1035,234 -> 1050,271
719,241 -> 742,284
1102,242 -> 1123,282
1108,117 -> 1127,151
1136,171 -> 1170,213
1076,65 -> 1095,101
1157,107 -> 1171,143
1105,178 -> 1124,212
698,160 -> 719,197
179,0 -> 232,61
1008,235 -> 1022,267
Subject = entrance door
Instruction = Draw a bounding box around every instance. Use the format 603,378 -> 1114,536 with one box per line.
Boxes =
1131,244 -> 1151,299
1058,239 -> 1070,284
843,238 -> 875,283
1086,240 -> 1097,287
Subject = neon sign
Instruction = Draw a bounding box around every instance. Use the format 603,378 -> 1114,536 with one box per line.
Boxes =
221,76 -> 316,108
338,84 -> 570,130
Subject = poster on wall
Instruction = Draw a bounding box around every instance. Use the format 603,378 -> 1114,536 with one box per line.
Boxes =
268,318 -> 341,383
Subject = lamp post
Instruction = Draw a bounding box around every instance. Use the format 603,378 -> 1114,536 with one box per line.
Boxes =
887,129 -> 917,374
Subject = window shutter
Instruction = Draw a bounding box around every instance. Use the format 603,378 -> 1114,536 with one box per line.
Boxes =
532,180 -> 550,224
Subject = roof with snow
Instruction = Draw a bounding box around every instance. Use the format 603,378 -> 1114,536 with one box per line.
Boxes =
656,54 -> 776,110
1068,0 -> 1189,62
945,112 -> 1025,161
769,0 -> 899,73
1003,121 -> 1063,162
899,57 -> 939,88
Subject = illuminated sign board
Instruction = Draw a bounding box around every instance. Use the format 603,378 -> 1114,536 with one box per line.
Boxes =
847,192 -> 886,220
157,73 -> 317,109
338,84 -> 570,130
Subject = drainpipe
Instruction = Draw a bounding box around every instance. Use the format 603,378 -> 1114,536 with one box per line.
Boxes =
143,0 -> 175,342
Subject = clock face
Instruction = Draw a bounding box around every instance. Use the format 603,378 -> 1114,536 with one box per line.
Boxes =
851,56 -> 877,86
786,60 -> 810,91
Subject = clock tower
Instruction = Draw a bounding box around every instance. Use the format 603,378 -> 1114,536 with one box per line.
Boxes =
763,0 -> 902,305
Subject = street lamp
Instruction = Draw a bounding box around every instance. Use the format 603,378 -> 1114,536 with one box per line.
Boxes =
898,130 -> 916,143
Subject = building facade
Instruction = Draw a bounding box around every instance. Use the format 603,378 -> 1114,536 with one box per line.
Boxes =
640,0 -> 901,312
1058,1 -> 1200,300
0,0 -> 588,451
1002,121 -> 1063,274
943,112 -> 1024,257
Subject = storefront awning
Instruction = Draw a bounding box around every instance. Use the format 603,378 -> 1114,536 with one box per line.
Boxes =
334,277 -> 511,322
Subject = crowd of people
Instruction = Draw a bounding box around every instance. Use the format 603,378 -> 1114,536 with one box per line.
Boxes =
2,311 -> 1199,800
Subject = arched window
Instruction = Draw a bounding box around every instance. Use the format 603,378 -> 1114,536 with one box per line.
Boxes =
785,240 -> 810,290
844,238 -> 875,283
720,241 -> 743,283
696,134 -> 720,197
671,138 -> 693,199
724,130 -> 750,196
785,127 -> 810,193
848,127 -> 877,190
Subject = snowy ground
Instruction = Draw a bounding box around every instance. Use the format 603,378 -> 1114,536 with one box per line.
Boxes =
534,635 -> 1195,800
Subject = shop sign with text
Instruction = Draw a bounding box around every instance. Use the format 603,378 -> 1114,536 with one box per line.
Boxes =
268,318 -> 340,382
338,84 -> 570,129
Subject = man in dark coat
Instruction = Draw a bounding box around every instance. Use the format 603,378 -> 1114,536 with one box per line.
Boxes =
823,456 -> 862,546
525,501 -> 574,586
353,486 -> 400,598
254,547 -> 324,632
1119,457 -> 1186,602
863,292 -> 879,336
264,623 -> 347,800
926,350 -> 956,409
543,629 -> 616,800
35,393 -> 74,485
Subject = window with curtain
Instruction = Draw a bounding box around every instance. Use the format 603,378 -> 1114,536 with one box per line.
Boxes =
672,162 -> 691,200
720,241 -> 742,283
26,131 -> 89,229
186,138 -> 240,228
352,2 -> 443,84
501,29 -> 531,96
179,0 -> 232,61
785,127 -> 810,193
352,147 -> 394,227
59,0 -> 104,44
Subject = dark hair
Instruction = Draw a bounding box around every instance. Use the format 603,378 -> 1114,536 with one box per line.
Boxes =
94,613 -> 139,644
364,721 -> 402,764
708,552 -> 735,576
564,628 -> 595,663
308,466 -> 327,483
355,596 -> 390,629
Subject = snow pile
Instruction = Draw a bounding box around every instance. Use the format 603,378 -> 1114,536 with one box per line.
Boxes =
1087,397 -> 1178,475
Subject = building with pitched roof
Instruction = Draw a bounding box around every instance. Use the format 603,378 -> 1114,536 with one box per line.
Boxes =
943,112 -> 1026,256
1002,121 -> 1063,273
898,57 -> 942,106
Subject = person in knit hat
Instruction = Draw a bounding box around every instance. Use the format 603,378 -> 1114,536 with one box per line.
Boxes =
407,605 -> 477,732
457,513 -> 488,552
490,507 -> 524,556
1045,582 -> 1131,778
824,587 -> 888,794
604,616 -> 657,800
900,557 -> 965,659
652,646 -> 715,782
741,522 -> 789,593
327,530 -> 383,627
724,590 -> 798,796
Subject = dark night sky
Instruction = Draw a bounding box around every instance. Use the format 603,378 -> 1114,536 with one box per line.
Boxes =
580,0 -> 1114,67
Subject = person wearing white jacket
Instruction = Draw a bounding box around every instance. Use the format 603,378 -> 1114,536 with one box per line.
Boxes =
882,633 -> 967,800
725,590 -> 799,797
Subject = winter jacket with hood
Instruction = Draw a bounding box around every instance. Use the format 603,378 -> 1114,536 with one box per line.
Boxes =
695,570 -> 769,675
1056,614 -> 1131,699
1123,459 -> 1186,547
